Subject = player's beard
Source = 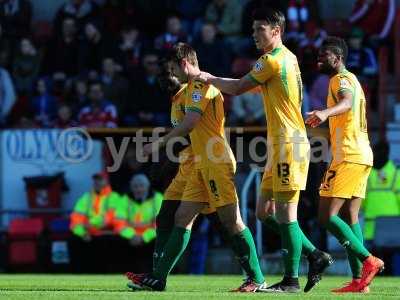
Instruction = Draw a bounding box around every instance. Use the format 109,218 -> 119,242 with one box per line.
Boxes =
318,61 -> 335,75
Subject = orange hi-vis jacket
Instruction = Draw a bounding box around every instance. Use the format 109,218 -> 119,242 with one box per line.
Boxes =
70,185 -> 121,237
114,191 -> 163,243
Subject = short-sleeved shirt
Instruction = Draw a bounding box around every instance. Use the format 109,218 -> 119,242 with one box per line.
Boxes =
171,84 -> 193,163
171,84 -> 187,127
184,80 -> 235,169
247,45 -> 308,145
327,69 -> 373,166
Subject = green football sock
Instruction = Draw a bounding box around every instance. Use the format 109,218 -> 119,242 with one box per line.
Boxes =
326,216 -> 370,261
153,227 -> 191,280
280,221 -> 302,278
230,227 -> 265,284
263,215 -> 315,256
348,223 -> 364,278
153,228 -> 171,271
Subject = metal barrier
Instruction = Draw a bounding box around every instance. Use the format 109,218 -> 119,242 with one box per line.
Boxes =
240,167 -> 263,256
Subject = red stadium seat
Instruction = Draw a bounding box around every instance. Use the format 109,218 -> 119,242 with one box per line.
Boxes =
9,241 -> 38,265
8,218 -> 44,238
7,218 -> 44,267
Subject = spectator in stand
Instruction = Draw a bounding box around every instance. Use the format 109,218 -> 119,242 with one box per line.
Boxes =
229,86 -> 264,126
298,20 -> 327,50
70,171 -> 121,240
193,22 -> 231,77
172,0 -> 209,36
116,25 -> 145,76
284,21 -> 303,54
347,27 -> 378,78
100,57 -> 129,116
65,77 -> 89,115
347,27 -> 378,109
0,0 -> 32,42
287,0 -> 309,31
126,52 -> 169,126
100,0 -> 126,35
78,81 -> 118,128
114,174 -> 163,247
31,78 -> 57,128
51,72 -> 67,102
298,20 -> 327,86
363,141 -> 400,243
54,0 -> 100,34
154,15 -> 189,52
87,69 -> 100,83
113,173 -> 163,273
12,38 -> 41,95
284,6 -> 309,52
69,171 -> 122,272
44,18 -> 80,77
0,64 -> 16,126
78,21 -> 117,73
0,24 -> 11,69
53,103 -> 78,128
204,0 -> 244,46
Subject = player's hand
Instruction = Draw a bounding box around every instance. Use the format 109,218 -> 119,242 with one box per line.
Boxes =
305,110 -> 328,127
194,71 -> 215,83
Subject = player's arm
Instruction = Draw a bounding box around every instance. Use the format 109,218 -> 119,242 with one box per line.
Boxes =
160,112 -> 200,145
195,55 -> 275,95
196,72 -> 258,96
305,90 -> 352,128
142,112 -> 201,156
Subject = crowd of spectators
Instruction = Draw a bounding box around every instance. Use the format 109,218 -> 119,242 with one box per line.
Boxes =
0,0 -> 391,129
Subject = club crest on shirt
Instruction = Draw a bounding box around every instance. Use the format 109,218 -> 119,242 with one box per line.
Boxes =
339,78 -> 351,89
171,119 -> 179,127
192,90 -> 202,102
254,61 -> 263,72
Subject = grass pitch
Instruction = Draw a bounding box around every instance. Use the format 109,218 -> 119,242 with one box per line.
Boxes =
0,274 -> 399,299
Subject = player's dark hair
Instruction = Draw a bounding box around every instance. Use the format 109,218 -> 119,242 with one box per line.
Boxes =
252,8 -> 285,35
158,59 -> 181,97
167,42 -> 198,68
321,36 -> 348,63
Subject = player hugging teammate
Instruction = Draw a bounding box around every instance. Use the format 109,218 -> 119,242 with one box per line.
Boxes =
127,43 -> 267,292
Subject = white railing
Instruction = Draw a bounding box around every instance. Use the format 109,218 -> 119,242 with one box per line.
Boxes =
240,167 -> 263,256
